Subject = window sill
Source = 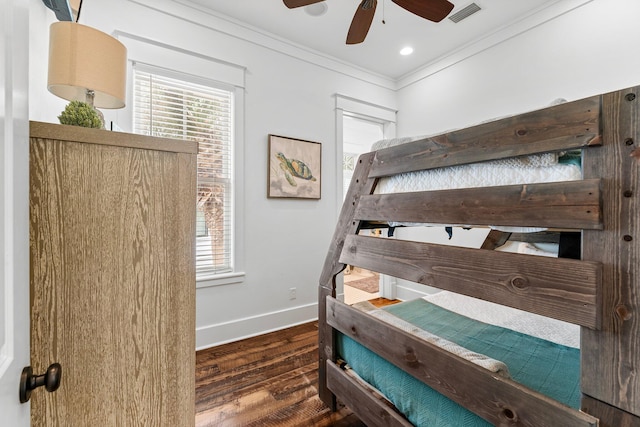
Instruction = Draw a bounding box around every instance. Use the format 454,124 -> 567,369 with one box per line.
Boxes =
196,272 -> 246,289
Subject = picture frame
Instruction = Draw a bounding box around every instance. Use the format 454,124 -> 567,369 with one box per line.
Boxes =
268,135 -> 321,199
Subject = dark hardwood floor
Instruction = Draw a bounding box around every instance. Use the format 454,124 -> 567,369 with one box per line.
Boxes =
195,299 -> 400,426
195,322 -> 365,427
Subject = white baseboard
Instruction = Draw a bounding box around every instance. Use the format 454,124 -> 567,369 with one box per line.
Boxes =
196,302 -> 318,350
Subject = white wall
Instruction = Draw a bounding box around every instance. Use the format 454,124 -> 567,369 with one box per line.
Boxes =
393,0 -> 640,299
397,0 -> 640,136
28,0 -> 396,349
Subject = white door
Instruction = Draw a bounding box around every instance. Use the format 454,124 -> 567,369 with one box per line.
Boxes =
0,0 -> 31,424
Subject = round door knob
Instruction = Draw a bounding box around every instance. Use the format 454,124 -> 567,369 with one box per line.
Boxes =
19,363 -> 62,403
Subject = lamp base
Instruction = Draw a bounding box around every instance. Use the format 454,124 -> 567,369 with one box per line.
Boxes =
94,107 -> 105,129
85,89 -> 105,129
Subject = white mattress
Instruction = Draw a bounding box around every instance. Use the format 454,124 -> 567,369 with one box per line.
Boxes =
373,140 -> 581,194
422,291 -> 580,349
376,161 -> 581,194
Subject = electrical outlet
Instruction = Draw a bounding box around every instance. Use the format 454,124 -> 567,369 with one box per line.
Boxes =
289,287 -> 297,300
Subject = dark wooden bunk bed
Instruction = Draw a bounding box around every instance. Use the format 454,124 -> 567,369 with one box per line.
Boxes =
318,85 -> 640,427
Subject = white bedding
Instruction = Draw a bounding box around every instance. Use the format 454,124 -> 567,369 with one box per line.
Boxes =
422,291 -> 580,348
373,135 -> 581,195
375,159 -> 581,195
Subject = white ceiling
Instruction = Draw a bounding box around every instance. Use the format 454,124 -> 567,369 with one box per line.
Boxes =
180,0 -> 571,79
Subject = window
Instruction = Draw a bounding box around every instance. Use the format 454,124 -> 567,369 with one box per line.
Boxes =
133,66 -> 235,279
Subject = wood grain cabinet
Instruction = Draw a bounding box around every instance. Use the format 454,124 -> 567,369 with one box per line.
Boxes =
29,121 -> 197,426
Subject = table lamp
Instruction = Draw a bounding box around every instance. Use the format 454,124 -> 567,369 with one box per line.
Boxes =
48,21 -> 127,114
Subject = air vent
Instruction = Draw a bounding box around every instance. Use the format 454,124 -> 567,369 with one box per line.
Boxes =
448,3 -> 481,23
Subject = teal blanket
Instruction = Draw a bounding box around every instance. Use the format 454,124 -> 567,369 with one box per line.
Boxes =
336,299 -> 580,427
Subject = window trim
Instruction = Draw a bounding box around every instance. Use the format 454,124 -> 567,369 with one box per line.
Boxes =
200,82 -> 245,288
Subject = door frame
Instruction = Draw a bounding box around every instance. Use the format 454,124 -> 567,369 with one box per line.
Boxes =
0,0 -> 31,424
335,95 -> 397,300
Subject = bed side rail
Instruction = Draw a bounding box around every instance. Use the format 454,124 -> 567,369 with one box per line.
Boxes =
327,298 -> 599,427
371,95 -> 601,178
355,179 -> 602,230
326,362 -> 413,427
340,234 -> 600,329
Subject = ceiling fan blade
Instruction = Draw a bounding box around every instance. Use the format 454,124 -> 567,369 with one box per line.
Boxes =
346,0 -> 377,45
392,0 -> 454,22
283,0 -> 325,9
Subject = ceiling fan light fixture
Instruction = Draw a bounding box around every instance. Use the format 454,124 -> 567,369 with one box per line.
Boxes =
305,2 -> 328,17
400,46 -> 414,56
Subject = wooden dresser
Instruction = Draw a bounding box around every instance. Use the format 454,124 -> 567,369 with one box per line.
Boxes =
29,121 -> 197,426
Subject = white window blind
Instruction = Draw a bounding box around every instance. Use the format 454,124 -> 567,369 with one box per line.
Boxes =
133,66 -> 234,277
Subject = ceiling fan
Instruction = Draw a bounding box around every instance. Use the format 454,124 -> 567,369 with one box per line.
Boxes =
283,0 -> 455,44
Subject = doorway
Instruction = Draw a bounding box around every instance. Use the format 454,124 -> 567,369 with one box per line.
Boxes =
342,114 -> 384,304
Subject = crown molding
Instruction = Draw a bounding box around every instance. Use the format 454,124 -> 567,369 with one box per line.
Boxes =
128,0 -> 592,92
127,0 -> 396,91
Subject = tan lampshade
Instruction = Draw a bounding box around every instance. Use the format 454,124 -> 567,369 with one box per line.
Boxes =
48,22 -> 127,109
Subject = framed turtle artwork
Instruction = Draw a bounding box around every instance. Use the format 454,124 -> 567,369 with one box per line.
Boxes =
268,135 -> 321,199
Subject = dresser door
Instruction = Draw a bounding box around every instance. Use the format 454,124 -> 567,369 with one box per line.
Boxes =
29,127 -> 196,426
